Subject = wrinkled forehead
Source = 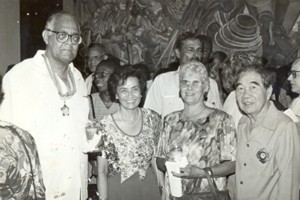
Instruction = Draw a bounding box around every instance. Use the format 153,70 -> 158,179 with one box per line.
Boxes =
237,70 -> 263,86
52,15 -> 80,33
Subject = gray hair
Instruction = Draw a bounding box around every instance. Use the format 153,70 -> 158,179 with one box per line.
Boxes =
179,61 -> 210,90
45,11 -> 80,32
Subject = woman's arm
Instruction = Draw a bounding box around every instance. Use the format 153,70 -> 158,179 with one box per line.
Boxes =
172,161 -> 235,178
151,157 -> 166,200
97,156 -> 108,200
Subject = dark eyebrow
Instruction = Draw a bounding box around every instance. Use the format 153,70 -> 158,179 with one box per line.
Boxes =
236,83 -> 242,87
250,81 -> 260,86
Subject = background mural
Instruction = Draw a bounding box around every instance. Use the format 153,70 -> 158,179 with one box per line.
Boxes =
73,0 -> 300,73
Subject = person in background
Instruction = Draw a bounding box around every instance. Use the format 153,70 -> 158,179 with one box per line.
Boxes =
87,58 -> 120,184
96,65 -> 161,200
209,51 -> 227,103
0,75 -> 45,200
0,11 -> 89,199
85,43 -> 108,94
131,63 -> 153,106
144,32 -> 222,118
235,63 -> 300,200
156,61 -> 236,200
89,58 -> 120,121
196,34 -> 213,66
287,58 -> 300,122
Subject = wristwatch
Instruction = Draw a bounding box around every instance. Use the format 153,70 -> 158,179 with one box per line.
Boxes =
204,167 -> 213,177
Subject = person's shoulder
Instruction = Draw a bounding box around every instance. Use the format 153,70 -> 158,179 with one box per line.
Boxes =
70,64 -> 85,81
0,120 -> 34,144
164,110 -> 181,123
153,70 -> 177,83
4,51 -> 43,80
210,108 -> 232,119
142,108 -> 161,118
5,57 -> 35,77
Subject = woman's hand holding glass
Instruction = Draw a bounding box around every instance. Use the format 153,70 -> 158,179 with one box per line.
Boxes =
172,164 -> 207,179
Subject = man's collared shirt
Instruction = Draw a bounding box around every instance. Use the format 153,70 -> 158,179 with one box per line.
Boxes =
236,102 -> 300,200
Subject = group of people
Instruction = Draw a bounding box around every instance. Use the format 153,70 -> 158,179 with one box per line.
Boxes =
0,10 -> 300,200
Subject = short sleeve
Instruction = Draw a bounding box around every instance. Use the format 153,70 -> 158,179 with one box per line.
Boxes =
219,113 -> 237,161
155,115 -> 173,158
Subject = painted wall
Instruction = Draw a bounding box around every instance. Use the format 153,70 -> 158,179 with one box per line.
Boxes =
0,0 -> 20,76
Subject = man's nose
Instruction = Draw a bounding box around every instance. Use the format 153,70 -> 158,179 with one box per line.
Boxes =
287,73 -> 293,81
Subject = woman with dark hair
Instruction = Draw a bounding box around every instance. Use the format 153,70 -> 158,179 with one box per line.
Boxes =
96,65 -> 161,200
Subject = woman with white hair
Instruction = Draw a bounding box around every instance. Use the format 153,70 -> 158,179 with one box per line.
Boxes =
156,61 -> 236,199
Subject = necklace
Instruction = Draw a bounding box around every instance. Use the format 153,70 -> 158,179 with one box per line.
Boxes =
120,108 -> 141,127
181,107 -> 207,121
43,54 -> 77,116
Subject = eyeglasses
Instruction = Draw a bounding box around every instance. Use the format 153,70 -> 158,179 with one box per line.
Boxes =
45,28 -> 82,45
180,80 -> 202,89
288,70 -> 300,79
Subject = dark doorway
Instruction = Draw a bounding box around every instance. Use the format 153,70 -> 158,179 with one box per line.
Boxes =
20,0 -> 63,60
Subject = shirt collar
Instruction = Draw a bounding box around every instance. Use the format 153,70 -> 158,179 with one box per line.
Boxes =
238,101 -> 278,131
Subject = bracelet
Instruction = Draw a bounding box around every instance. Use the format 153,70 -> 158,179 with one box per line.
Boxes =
204,167 -> 213,177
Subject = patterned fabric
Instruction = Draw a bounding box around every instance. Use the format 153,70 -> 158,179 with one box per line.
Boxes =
97,108 -> 161,183
156,109 -> 236,198
0,121 -> 45,200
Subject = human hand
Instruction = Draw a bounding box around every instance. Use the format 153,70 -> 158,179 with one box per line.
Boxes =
172,165 -> 206,179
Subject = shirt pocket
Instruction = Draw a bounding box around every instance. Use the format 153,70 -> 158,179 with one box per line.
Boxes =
259,149 -> 275,177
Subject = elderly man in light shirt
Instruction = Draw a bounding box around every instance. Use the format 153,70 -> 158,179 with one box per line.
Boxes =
235,63 -> 300,200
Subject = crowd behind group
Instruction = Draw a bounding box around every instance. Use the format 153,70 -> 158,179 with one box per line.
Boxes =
1,11 -> 300,200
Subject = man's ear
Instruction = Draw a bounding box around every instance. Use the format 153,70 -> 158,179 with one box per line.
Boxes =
267,85 -> 273,100
175,48 -> 180,59
42,30 -> 49,45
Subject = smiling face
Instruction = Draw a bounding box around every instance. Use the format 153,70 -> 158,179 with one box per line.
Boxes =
43,14 -> 80,65
116,76 -> 142,110
288,59 -> 300,94
236,70 -> 272,119
94,65 -> 114,92
86,47 -> 106,73
180,72 -> 207,105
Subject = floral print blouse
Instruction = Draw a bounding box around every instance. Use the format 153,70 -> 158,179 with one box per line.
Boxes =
156,109 -> 236,196
97,108 -> 161,183
0,121 -> 45,200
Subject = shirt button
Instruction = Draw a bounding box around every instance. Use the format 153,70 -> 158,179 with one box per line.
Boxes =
240,181 -> 243,184
247,144 -> 250,147
244,163 -> 247,166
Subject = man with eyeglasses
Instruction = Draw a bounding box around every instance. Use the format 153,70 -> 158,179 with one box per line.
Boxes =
85,43 -> 108,94
287,58 -> 300,122
0,11 -> 90,200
